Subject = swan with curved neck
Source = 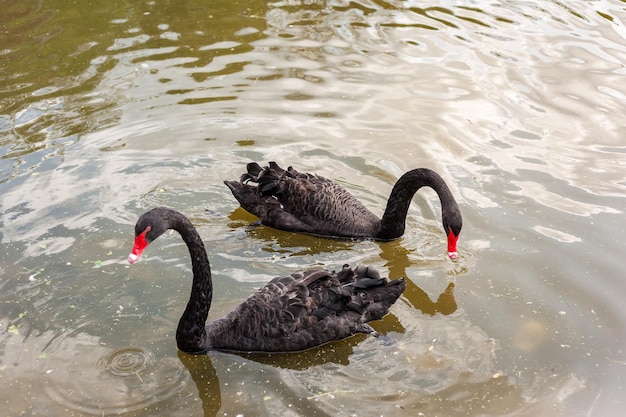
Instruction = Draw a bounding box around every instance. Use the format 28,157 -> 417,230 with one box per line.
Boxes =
128,207 -> 406,354
225,162 -> 463,259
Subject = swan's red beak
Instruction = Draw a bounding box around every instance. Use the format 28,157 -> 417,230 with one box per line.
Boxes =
128,228 -> 150,264
447,229 -> 459,260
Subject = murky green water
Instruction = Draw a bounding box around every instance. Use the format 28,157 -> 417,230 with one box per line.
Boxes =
1,0 -> 625,416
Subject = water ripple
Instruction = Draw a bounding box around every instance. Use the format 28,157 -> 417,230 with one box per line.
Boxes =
98,347 -> 156,377
45,345 -> 188,415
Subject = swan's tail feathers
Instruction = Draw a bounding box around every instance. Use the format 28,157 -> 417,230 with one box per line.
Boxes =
239,162 -> 262,183
224,180 -> 269,219
247,162 -> 263,177
300,270 -> 333,287
353,265 -> 385,288
239,161 -> 283,182
268,161 -> 288,176
358,276 -> 407,323
236,162 -> 283,197
355,323 -> 379,336
335,264 -> 356,284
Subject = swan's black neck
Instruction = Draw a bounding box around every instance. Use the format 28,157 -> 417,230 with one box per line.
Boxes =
169,213 -> 213,353
377,168 -> 460,240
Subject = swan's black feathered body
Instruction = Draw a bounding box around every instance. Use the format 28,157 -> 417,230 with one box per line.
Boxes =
128,207 -> 406,354
224,162 -> 463,258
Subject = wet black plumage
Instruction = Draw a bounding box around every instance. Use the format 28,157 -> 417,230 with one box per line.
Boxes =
224,162 -> 463,258
128,207 -> 406,354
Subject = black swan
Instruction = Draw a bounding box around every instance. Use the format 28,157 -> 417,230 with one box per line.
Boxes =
128,207 -> 406,354
224,162 -> 463,259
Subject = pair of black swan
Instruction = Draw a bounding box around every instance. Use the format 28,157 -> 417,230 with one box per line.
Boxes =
128,163 -> 461,354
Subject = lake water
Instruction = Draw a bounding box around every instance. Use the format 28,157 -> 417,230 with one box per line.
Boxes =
1,0 -> 625,416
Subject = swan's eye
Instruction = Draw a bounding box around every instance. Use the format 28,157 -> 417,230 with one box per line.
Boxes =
359,292 -> 366,298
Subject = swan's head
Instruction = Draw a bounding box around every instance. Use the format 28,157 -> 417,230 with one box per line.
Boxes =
443,211 -> 462,260
128,226 -> 151,264
128,207 -> 172,264
446,228 -> 460,259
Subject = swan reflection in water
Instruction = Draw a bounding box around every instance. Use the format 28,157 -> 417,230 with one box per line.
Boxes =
178,349 -> 342,417
177,341 -> 368,417
377,239 -> 458,317
177,352 -> 222,417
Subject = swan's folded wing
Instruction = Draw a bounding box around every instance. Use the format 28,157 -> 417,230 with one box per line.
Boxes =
207,267 -> 406,353
226,161 -> 382,238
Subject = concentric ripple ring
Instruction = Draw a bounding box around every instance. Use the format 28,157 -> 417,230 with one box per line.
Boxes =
98,347 -> 155,377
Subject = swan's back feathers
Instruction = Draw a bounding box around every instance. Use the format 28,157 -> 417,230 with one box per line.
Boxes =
206,265 -> 406,353
225,162 -> 381,238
